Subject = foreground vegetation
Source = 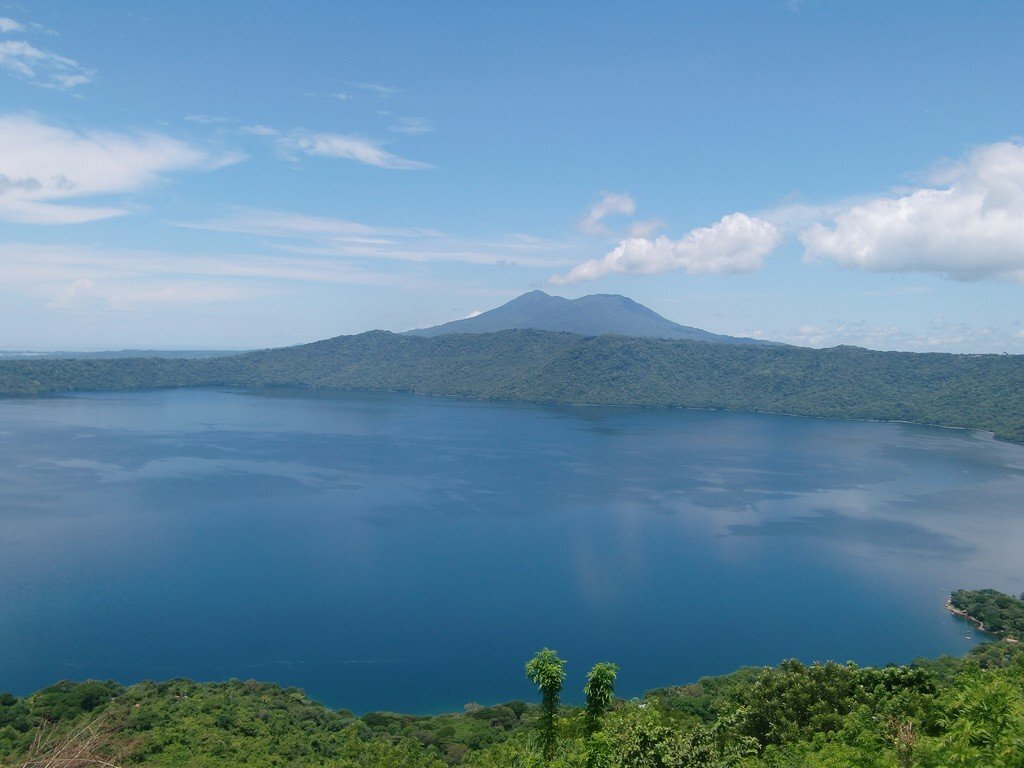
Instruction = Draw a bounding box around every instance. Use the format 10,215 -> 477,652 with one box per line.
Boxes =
3,626 -> 1024,766
2,330 -> 1024,442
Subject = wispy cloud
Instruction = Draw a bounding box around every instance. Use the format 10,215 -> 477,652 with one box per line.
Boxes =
389,117 -> 433,135
0,17 -> 24,33
45,277 -> 268,311
238,124 -> 279,137
0,39 -> 95,89
0,241 -> 412,313
578,192 -> 636,236
777,316 -> 1024,353
801,140 -> 1024,282
278,131 -> 432,170
186,208 -> 428,240
184,114 -> 234,125
555,213 -> 781,284
350,81 -> 404,98
0,114 -> 240,224
181,208 -> 579,268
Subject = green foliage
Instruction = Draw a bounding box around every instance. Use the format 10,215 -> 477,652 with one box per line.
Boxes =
730,660 -> 934,751
967,639 -> 1024,669
4,601 -> 1024,767
950,588 -> 1024,639
927,661 -> 1024,767
3,330 -> 1024,443
525,648 -> 567,761
584,663 -> 619,737
28,679 -> 125,723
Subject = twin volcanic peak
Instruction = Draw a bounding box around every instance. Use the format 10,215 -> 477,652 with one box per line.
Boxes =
407,290 -> 774,345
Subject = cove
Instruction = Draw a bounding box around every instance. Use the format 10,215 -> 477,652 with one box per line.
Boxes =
2,388 -> 1023,713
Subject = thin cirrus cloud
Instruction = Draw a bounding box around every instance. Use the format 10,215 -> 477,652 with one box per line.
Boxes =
554,212 -> 781,284
182,208 -> 579,268
389,117 -> 433,135
278,131 -> 433,170
0,114 -> 240,224
801,140 -> 1024,282
0,31 -> 95,89
0,241 -> 411,314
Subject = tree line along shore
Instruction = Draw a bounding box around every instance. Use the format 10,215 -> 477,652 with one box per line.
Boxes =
2,330 -> 1024,443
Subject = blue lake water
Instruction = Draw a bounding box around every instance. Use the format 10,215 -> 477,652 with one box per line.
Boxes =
2,388 -> 1023,713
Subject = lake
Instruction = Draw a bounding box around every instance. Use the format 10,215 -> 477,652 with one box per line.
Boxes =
2,388 -> 1023,713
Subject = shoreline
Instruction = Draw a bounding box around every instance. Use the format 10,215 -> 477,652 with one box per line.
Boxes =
945,596 -> 1019,642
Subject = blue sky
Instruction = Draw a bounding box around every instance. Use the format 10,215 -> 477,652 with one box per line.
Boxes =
2,1 -> 1024,351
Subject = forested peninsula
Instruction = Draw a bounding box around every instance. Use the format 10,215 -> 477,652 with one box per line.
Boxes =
2,330 -> 1024,442
949,589 -> 1024,640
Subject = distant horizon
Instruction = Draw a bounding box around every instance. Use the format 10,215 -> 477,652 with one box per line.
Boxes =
2,287 -> 1023,356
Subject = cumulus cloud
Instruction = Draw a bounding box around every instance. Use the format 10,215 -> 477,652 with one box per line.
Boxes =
0,114 -> 236,224
0,39 -> 94,89
628,218 -> 666,238
554,212 -> 781,284
801,141 -> 1024,281
279,132 -> 432,170
578,193 -> 636,235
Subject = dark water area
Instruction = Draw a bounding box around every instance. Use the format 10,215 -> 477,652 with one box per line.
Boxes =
2,388 -> 1022,713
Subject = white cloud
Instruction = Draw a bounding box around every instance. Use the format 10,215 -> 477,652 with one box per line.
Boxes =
0,114 -> 237,224
390,117 -> 433,135
0,242 -> 410,310
351,82 -> 404,97
184,114 -> 234,124
45,275 -> 270,311
0,39 -> 94,89
801,140 -> 1024,281
186,208 -> 426,240
239,124 -> 279,137
554,213 -> 781,284
578,193 -> 636,236
279,132 -> 432,170
0,17 -> 24,33
47,278 -> 100,308
182,208 -> 579,268
628,218 -> 665,238
778,317 -> 1024,353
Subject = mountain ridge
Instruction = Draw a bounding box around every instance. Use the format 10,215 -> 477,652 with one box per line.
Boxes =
407,290 -> 776,345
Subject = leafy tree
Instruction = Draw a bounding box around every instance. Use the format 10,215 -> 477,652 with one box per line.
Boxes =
928,662 -> 1024,768
583,663 -> 618,737
525,648 -> 566,761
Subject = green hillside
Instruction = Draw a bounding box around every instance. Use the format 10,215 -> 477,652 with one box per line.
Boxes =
2,330 -> 1023,442
2,636 -> 1023,768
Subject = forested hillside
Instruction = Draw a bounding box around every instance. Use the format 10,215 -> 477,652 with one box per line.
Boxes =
2,637 -> 1023,767
2,330 -> 1023,442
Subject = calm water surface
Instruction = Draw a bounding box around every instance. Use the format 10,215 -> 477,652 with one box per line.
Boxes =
2,389 -> 1023,713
